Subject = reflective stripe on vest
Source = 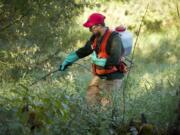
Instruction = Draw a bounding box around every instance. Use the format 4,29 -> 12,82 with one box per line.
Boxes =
92,29 -> 118,75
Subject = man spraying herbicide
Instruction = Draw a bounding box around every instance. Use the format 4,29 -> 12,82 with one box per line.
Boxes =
59,13 -> 133,106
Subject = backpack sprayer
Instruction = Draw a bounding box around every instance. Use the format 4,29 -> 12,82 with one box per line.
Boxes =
115,25 -> 133,57
114,25 -> 134,70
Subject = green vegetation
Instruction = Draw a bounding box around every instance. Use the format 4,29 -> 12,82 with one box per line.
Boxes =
0,0 -> 179,134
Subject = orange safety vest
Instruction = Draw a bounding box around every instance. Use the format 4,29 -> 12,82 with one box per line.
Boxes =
92,29 -> 119,75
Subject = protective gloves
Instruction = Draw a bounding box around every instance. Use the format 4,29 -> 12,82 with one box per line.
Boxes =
59,52 -> 79,71
91,51 -> 107,67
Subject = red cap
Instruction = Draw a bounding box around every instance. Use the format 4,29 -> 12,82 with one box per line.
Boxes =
83,13 -> 105,28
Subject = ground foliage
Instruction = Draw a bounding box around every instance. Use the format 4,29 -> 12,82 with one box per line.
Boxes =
0,0 -> 180,134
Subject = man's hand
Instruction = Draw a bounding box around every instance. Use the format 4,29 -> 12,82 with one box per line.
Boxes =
59,62 -> 72,71
59,52 -> 79,71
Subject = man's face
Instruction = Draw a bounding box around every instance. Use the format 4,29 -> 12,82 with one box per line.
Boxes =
89,25 -> 100,35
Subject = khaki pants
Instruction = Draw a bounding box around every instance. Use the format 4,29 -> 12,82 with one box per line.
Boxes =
86,75 -> 122,106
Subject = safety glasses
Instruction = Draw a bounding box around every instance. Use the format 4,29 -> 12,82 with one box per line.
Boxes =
89,25 -> 98,31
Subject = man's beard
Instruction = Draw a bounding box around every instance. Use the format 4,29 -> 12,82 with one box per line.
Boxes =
95,32 -> 101,37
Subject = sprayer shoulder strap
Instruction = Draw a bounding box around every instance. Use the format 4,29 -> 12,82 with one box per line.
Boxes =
105,31 -> 122,55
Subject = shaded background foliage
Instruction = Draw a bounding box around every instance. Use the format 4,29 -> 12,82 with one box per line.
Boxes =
0,0 -> 84,81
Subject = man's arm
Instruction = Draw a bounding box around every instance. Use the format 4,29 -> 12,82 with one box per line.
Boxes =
76,35 -> 95,58
59,35 -> 95,71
